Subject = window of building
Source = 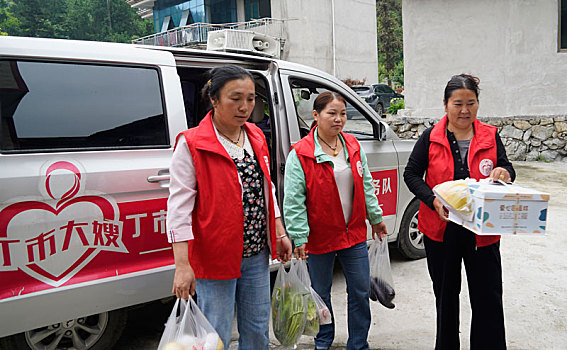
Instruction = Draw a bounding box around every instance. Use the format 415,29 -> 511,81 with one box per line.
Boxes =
0,61 -> 167,153
206,0 -> 237,23
154,0 -> 205,31
561,0 -> 567,50
160,15 -> 174,31
244,0 -> 271,21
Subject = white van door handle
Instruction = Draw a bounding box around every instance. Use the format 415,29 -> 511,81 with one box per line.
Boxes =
147,169 -> 170,188
147,175 -> 170,183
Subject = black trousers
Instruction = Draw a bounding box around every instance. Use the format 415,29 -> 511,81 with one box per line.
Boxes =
424,223 -> 506,350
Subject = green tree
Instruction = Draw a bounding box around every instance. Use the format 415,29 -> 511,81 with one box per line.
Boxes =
0,0 -> 152,42
376,0 -> 403,87
0,0 -> 20,35
11,0 -> 69,38
66,0 -> 152,42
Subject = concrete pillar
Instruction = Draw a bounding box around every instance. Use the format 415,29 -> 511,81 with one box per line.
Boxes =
237,0 -> 245,22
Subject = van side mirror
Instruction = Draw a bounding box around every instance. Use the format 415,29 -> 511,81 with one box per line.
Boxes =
380,122 -> 387,140
373,121 -> 387,141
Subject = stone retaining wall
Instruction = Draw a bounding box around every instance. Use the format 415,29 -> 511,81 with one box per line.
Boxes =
387,115 -> 567,162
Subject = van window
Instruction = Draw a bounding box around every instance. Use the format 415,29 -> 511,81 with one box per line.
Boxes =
288,79 -> 376,140
0,60 -> 167,152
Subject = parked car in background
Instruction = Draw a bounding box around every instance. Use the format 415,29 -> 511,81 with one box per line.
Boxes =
348,84 -> 404,118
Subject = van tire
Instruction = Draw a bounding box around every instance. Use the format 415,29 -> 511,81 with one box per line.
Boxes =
398,200 -> 426,260
0,309 -> 127,350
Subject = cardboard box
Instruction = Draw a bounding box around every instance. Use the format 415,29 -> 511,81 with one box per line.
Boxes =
448,181 -> 549,235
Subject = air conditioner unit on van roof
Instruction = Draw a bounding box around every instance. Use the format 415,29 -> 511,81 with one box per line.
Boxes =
206,29 -> 280,58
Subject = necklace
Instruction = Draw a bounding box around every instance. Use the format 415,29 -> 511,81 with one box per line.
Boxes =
318,135 -> 339,156
218,127 -> 244,147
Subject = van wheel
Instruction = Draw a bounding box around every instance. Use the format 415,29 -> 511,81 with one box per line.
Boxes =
0,309 -> 127,350
398,200 -> 426,259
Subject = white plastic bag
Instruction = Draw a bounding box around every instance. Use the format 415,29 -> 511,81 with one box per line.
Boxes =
294,259 -> 332,326
368,238 -> 396,309
289,259 -> 319,336
157,298 -> 223,350
271,263 -> 307,347
433,179 -> 475,221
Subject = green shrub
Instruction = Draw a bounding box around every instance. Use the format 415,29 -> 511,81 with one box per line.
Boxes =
387,97 -> 405,115
535,155 -> 550,163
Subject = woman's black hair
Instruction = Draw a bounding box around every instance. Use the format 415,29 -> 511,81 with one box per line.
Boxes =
310,91 -> 346,129
443,74 -> 480,104
201,65 -> 254,104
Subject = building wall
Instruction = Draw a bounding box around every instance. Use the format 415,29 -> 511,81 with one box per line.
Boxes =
402,0 -> 567,117
272,0 -> 378,83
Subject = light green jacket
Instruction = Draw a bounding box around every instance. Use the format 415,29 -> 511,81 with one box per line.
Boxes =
283,129 -> 384,247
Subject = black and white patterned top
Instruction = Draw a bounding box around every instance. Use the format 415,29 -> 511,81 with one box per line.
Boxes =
233,149 -> 267,257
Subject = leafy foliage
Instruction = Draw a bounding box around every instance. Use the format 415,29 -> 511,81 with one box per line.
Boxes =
376,0 -> 403,87
0,0 -> 152,42
387,97 -> 405,115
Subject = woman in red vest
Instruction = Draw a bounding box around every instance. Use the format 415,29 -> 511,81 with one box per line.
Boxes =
404,74 -> 515,349
283,91 -> 388,350
166,65 -> 292,349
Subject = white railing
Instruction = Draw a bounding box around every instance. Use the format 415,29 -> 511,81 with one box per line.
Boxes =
126,0 -> 155,8
132,18 -> 285,48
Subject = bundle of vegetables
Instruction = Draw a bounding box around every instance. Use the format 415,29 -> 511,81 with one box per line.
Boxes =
433,179 -> 474,221
302,295 -> 320,336
369,276 -> 395,309
272,283 -> 308,347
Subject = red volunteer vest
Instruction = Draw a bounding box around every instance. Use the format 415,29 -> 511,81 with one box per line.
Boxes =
179,111 -> 277,279
417,115 -> 500,247
293,129 -> 368,254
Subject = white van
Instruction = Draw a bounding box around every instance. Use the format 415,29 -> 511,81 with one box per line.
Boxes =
0,36 -> 423,349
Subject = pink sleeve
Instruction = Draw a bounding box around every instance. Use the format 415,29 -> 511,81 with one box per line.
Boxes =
166,137 -> 196,243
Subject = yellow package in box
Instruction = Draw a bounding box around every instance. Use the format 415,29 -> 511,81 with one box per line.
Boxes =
433,179 -> 475,221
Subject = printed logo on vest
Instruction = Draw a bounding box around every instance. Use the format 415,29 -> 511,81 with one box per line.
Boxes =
356,161 -> 363,177
479,159 -> 494,176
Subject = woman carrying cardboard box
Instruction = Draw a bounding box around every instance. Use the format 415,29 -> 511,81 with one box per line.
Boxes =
403,74 -> 515,349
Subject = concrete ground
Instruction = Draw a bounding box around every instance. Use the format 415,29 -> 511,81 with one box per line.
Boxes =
115,161 -> 567,350
262,161 -> 567,350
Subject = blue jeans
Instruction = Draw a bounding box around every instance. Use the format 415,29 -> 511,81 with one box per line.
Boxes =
308,241 -> 371,350
195,248 -> 270,350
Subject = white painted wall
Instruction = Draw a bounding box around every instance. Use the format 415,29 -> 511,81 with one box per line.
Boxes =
402,0 -> 567,117
272,0 -> 378,83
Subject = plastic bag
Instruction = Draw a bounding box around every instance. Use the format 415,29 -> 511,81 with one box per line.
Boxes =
433,179 -> 474,221
289,260 -> 318,336
271,263 -> 307,347
368,238 -> 396,309
294,259 -> 332,327
158,298 -> 223,350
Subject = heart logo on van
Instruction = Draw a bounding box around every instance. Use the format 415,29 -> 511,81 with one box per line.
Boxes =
0,161 -> 127,287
